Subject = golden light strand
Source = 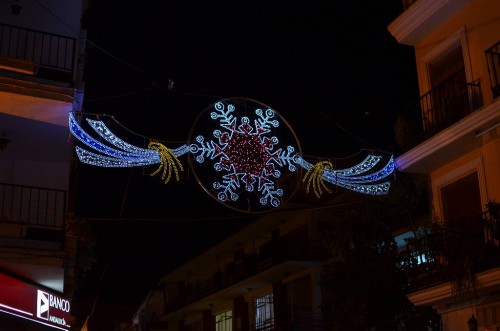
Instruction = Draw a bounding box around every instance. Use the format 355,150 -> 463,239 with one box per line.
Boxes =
148,142 -> 184,184
303,161 -> 333,198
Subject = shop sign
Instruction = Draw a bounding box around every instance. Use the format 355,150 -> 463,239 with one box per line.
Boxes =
0,272 -> 71,330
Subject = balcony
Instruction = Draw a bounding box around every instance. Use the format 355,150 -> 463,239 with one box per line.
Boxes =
0,182 -> 67,248
0,23 -> 76,86
399,204 -> 500,293
167,239 -> 329,313
421,79 -> 482,136
395,79 -> 482,152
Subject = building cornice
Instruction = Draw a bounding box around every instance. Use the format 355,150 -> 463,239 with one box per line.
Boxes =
408,267 -> 500,306
388,0 -> 471,45
395,100 -> 500,172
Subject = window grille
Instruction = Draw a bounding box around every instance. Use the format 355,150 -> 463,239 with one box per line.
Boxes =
254,294 -> 274,330
215,310 -> 233,331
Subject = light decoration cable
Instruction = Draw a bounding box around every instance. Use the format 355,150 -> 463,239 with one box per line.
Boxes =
69,98 -> 395,211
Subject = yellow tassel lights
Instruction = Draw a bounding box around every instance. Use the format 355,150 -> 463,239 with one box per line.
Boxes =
148,142 -> 184,184
303,161 -> 333,198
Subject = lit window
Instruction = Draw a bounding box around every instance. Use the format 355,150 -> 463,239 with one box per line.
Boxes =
215,310 -> 232,331
413,252 -> 429,264
254,294 -> 274,330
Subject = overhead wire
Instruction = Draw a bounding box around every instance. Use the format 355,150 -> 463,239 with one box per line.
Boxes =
31,0 -> 149,75
83,85 -> 155,103
32,0 -> 230,102
281,108 -> 392,154
32,0 -> 396,156
75,199 -> 367,222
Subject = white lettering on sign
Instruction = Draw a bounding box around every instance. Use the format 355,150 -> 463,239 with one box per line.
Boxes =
49,315 -> 67,326
49,294 -> 70,312
36,290 -> 70,327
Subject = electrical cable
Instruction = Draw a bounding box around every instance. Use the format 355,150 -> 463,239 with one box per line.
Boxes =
84,85 -> 154,103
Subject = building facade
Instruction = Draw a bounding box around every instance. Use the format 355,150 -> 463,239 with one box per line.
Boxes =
129,208 -> 337,331
0,0 -> 87,330
389,0 -> 500,330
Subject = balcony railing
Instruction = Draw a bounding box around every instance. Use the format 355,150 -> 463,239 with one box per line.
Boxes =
486,41 -> 500,99
166,239 -> 329,313
0,182 -> 66,229
399,208 -> 500,291
395,79 -> 483,151
421,79 -> 482,136
0,23 -> 76,84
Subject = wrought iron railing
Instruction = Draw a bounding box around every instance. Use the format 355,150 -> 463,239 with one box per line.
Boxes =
0,182 -> 66,229
0,23 -> 76,83
486,41 -> 500,99
420,79 -> 482,136
398,208 -> 500,291
394,79 -> 483,151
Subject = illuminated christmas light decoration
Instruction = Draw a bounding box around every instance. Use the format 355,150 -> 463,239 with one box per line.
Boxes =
69,113 -> 190,168
303,161 -> 333,198
148,141 -> 184,184
68,98 -> 396,212
294,155 -> 394,195
189,101 -> 297,208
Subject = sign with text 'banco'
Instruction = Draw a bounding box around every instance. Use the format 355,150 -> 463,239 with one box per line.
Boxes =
0,272 -> 71,330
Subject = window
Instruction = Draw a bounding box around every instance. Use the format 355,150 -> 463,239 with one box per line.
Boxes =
215,310 -> 232,331
441,172 -> 482,223
420,27 -> 472,93
254,294 -> 274,330
432,157 -> 487,224
429,45 -> 465,88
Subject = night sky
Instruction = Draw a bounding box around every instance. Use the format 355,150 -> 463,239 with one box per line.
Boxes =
72,1 -> 418,329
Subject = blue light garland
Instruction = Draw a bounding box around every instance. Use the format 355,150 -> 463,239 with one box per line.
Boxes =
69,113 -> 189,167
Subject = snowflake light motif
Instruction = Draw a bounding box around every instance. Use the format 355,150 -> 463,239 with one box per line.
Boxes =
190,101 -> 297,207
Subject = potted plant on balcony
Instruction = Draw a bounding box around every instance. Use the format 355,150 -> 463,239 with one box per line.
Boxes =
404,200 -> 500,299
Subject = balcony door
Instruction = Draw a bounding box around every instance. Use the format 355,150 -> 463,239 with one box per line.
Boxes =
420,27 -> 479,134
425,45 -> 470,131
441,172 -> 482,224
429,45 -> 466,87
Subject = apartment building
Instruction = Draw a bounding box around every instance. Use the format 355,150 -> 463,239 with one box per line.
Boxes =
0,1 -> 87,330
389,0 -> 500,330
127,203 -> 345,331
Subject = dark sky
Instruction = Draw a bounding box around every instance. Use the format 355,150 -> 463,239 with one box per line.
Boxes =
72,1 -> 418,329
